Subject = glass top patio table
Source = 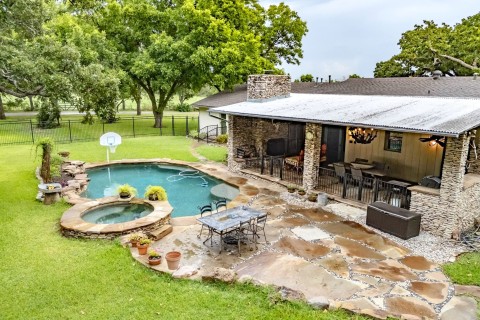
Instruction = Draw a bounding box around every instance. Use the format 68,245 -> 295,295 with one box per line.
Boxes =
197,206 -> 264,233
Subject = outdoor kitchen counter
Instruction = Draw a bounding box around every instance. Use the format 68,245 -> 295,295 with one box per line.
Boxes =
408,185 -> 440,196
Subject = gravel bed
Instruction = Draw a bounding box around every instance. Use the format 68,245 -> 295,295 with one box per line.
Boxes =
281,192 -> 469,264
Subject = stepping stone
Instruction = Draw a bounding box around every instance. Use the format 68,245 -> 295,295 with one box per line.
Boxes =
424,271 -> 449,282
440,296 -> 478,320
316,254 -> 350,278
357,282 -> 393,298
325,203 -> 366,219
291,226 -> 330,241
385,296 -> 436,320
146,225 -> 173,240
351,259 -> 418,282
290,207 -> 343,223
455,284 -> 480,299
409,281 -> 449,304
269,217 -> 310,229
273,236 -> 330,260
330,297 -> 377,312
251,195 -> 285,207
266,205 -> 286,218
235,251 -> 364,300
399,256 -> 437,271
319,221 -> 410,258
334,236 -> 386,260
390,285 -> 411,296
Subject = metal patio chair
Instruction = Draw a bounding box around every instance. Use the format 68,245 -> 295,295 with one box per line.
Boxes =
197,204 -> 213,238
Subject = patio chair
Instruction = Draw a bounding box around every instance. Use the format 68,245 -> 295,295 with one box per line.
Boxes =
350,167 -> 372,201
372,161 -> 386,170
333,163 -> 346,183
222,219 -> 254,256
284,150 -> 304,172
252,214 -> 268,244
214,198 -> 227,213
197,204 -> 213,238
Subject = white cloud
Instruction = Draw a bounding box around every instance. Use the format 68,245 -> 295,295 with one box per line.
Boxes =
259,0 -> 480,80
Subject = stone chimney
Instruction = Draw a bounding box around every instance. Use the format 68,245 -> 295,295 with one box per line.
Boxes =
247,73 -> 291,102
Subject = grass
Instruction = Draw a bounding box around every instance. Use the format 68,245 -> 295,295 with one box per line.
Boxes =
0,137 -> 367,320
196,144 -> 228,162
443,252 -> 480,285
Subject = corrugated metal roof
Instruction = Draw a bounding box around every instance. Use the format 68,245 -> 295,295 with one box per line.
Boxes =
215,94 -> 480,137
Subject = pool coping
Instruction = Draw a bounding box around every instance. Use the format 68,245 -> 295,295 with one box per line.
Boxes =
61,159 -> 262,237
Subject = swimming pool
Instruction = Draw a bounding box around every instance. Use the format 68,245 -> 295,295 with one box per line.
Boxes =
83,164 -> 239,217
82,202 -> 153,224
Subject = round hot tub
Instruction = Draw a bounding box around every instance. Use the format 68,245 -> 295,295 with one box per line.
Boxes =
60,197 -> 172,239
82,202 -> 153,224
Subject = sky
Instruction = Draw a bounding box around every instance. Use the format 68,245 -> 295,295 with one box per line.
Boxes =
259,0 -> 480,81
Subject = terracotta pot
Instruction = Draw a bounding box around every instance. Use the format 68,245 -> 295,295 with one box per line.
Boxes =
148,257 -> 161,266
130,240 -> 138,248
119,192 -> 130,199
137,244 -> 149,255
148,194 -> 158,201
298,191 -> 306,196
165,251 -> 182,270
287,189 -> 295,193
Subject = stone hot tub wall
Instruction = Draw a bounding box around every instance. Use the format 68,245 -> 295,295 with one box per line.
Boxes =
409,133 -> 480,238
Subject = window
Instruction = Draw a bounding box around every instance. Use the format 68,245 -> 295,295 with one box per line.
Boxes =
384,131 -> 402,152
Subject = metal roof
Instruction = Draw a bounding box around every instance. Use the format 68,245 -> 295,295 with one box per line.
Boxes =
193,77 -> 480,108
215,93 -> 480,137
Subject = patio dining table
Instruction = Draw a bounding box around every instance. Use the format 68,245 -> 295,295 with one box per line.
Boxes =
197,206 -> 264,253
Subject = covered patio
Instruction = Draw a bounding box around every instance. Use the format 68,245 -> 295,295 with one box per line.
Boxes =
217,74 -> 480,239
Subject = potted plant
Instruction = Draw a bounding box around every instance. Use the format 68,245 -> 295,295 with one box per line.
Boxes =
287,185 -> 296,193
117,184 -> 137,199
137,238 -> 151,255
165,251 -> 182,270
128,233 -> 143,247
298,188 -> 306,196
308,193 -> 318,202
148,249 -> 162,266
144,185 -> 168,201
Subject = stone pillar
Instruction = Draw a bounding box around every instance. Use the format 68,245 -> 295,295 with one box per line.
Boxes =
468,130 -> 480,174
303,123 -> 322,191
437,134 -> 469,237
247,74 -> 291,101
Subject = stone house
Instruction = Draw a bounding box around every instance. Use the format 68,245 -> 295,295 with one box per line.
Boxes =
211,74 -> 480,239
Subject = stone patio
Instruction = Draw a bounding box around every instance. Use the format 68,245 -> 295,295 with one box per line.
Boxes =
121,172 -> 476,320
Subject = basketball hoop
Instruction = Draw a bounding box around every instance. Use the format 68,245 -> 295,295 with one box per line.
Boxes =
100,132 -> 122,162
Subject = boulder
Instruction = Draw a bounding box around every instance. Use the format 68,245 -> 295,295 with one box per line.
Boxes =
172,265 -> 198,279
277,286 -> 306,301
202,267 -> 237,283
308,296 -> 330,310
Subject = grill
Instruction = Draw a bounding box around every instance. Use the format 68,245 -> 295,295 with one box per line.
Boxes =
419,176 -> 441,189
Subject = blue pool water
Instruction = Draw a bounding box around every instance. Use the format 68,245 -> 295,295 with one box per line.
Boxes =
83,164 -> 239,217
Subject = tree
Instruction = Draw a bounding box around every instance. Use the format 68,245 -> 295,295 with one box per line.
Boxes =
374,14 -> 480,77
83,0 -> 307,127
349,74 -> 362,79
300,74 -> 314,82
0,95 -> 5,120
0,1 -> 120,122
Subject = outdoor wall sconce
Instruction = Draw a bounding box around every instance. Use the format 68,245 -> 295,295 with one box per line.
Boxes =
419,135 -> 446,148
348,127 -> 378,144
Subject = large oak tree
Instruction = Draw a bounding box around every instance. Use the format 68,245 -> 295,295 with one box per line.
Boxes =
374,13 -> 480,77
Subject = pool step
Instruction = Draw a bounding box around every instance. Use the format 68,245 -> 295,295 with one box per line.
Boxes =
146,224 -> 173,241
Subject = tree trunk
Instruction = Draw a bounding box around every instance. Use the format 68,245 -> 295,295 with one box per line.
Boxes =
154,111 -> 163,128
136,98 -> 141,116
28,96 -> 34,111
41,144 -> 52,183
122,99 -> 126,110
0,95 -> 5,120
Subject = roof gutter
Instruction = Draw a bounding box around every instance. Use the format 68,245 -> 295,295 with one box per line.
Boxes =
215,110 -> 462,138
208,111 -> 229,123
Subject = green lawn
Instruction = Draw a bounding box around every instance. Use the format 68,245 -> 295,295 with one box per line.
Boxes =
0,137 -> 366,320
196,144 -> 228,162
443,252 -> 480,285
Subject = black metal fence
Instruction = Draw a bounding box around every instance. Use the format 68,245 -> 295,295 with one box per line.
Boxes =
316,167 -> 411,208
244,155 -> 303,186
0,116 -> 198,145
197,124 -> 227,143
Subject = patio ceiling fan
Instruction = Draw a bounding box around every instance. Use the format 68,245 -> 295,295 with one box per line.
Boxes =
419,135 -> 446,147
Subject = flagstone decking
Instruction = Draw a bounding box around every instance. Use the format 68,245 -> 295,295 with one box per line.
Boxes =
111,162 -> 474,320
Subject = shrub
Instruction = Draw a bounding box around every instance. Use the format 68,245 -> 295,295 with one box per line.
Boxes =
117,184 -> 137,197
37,100 -> 60,129
144,185 -> 168,201
216,134 -> 228,144
174,103 -> 191,112
50,154 -> 64,179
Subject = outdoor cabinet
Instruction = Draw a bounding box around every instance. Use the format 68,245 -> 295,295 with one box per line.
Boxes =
366,201 -> 421,240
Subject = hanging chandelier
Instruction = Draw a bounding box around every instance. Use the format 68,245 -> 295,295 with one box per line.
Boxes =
348,127 -> 378,144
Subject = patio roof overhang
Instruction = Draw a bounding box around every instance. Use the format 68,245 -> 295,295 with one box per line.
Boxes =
215,94 -> 480,137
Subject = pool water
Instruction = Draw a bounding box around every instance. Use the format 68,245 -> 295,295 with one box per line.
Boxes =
82,203 -> 153,224
83,164 -> 239,217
